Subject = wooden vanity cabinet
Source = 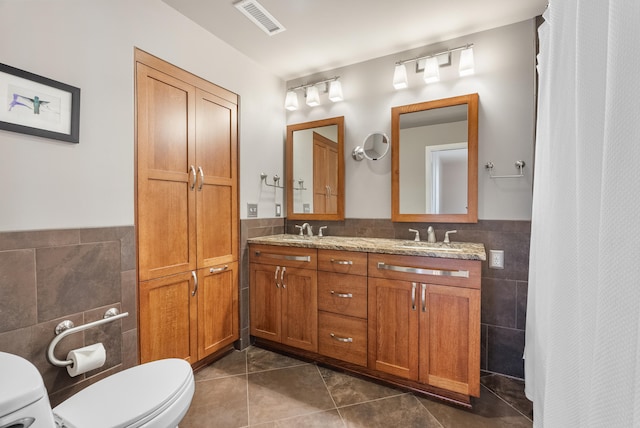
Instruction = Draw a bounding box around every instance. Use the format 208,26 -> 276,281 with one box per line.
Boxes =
317,250 -> 368,366
367,253 -> 481,397
249,244 -> 318,352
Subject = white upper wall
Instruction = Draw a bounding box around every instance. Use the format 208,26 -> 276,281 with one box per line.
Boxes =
0,0 -> 284,231
286,20 -> 536,220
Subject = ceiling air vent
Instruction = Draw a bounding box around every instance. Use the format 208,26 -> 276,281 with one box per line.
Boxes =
234,0 -> 286,36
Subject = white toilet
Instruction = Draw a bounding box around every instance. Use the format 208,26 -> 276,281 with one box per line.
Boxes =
0,352 -> 195,428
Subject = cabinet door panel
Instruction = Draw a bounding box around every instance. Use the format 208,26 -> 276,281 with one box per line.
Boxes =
196,89 -> 236,180
250,263 -> 281,341
368,277 -> 419,380
198,184 -> 235,266
137,62 -> 197,281
281,267 -> 317,352
139,272 -> 197,363
197,263 -> 239,360
420,284 -> 480,396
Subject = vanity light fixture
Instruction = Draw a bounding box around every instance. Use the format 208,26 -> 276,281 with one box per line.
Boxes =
393,43 -> 474,89
393,63 -> 408,89
458,45 -> 475,76
285,90 -> 298,111
423,56 -> 440,83
328,80 -> 343,102
284,76 -> 342,110
305,86 -> 320,107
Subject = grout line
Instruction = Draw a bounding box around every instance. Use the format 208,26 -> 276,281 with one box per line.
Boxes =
334,391 -> 410,410
411,394 -> 445,428
244,350 -> 250,427
481,384 -> 533,423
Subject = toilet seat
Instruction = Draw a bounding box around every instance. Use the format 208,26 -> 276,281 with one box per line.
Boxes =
53,358 -> 194,428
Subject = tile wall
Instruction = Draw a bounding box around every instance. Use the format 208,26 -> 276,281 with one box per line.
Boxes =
0,226 -> 137,406
240,218 -> 529,379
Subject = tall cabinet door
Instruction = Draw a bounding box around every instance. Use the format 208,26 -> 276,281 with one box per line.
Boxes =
136,62 -> 196,281
419,284 -> 480,396
197,262 -> 239,360
139,271 -> 198,364
195,88 -> 238,269
368,277 -> 419,380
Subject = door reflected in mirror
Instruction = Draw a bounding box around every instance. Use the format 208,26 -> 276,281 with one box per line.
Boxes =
392,94 -> 478,223
286,117 -> 344,220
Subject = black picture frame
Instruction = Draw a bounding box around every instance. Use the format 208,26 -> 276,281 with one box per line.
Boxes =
0,63 -> 80,143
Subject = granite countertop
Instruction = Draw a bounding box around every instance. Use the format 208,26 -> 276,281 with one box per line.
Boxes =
247,234 -> 486,261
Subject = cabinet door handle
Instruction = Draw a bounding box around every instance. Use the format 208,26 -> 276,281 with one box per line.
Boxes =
281,266 -> 286,288
274,266 -> 280,288
411,282 -> 417,311
191,271 -> 198,296
421,283 -> 427,312
377,262 -> 469,278
330,259 -> 353,265
189,165 -> 197,190
210,265 -> 228,274
197,166 -> 204,191
330,290 -> 353,298
254,251 -> 311,262
330,333 -> 353,343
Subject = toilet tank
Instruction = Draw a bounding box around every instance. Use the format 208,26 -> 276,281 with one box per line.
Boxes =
0,352 -> 55,428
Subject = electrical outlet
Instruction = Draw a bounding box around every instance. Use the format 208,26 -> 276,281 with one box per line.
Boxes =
247,203 -> 258,218
489,250 -> 505,269
275,204 -> 281,217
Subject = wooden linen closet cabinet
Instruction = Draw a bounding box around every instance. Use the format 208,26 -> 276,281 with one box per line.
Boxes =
135,49 -> 239,364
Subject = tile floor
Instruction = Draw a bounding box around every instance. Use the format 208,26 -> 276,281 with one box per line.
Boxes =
181,346 -> 533,428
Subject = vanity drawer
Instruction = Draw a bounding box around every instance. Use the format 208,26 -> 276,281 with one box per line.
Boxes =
317,272 -> 367,319
318,250 -> 367,276
367,253 -> 481,289
250,244 -> 317,269
318,312 -> 367,367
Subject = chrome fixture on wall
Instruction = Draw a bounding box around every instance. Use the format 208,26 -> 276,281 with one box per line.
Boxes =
285,76 -> 343,111
260,172 -> 284,188
393,44 -> 474,89
485,160 -> 526,179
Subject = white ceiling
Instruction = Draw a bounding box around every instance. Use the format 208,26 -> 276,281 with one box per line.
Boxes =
162,0 -> 547,80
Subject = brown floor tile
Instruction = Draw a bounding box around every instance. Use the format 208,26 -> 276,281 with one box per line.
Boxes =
318,366 -> 404,407
339,394 -> 442,428
181,375 -> 248,428
195,348 -> 247,381
248,365 -> 335,425
273,410 -> 344,427
247,346 -> 309,372
417,385 -> 533,428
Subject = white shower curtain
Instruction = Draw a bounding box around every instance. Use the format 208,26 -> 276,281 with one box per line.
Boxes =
525,0 -> 640,426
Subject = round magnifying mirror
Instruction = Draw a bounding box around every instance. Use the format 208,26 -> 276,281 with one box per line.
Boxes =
352,132 -> 390,161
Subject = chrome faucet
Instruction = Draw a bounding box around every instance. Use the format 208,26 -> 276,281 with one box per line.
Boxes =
301,223 -> 313,237
408,228 -> 420,242
426,226 -> 436,243
444,230 -> 457,243
318,226 -> 327,237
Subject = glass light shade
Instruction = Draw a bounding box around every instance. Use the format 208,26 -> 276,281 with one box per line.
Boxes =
423,56 -> 440,84
306,85 -> 320,106
284,90 -> 298,111
328,80 -> 343,102
393,63 -> 408,89
459,47 -> 475,76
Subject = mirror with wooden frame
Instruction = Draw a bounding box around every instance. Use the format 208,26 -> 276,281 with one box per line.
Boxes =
286,116 -> 345,220
392,93 -> 478,223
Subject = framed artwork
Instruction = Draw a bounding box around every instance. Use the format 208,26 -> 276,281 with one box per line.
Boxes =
0,63 -> 80,143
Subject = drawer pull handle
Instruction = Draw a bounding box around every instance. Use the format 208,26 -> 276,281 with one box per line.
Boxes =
330,333 -> 353,343
330,290 -> 353,298
377,262 -> 469,278
210,265 -> 228,274
330,259 -> 353,265
255,251 -> 311,262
